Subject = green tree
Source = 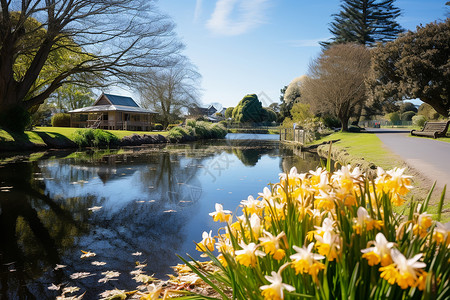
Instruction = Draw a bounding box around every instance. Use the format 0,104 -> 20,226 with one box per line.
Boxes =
48,85 -> 95,112
367,19 -> 450,117
0,1 -> 181,131
321,0 -> 403,47
232,94 -> 269,123
225,107 -> 234,119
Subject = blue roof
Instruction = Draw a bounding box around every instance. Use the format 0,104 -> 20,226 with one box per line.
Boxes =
104,93 -> 139,107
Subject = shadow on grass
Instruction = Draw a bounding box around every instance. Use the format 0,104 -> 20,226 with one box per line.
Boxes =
0,129 -> 38,151
34,131 -> 76,148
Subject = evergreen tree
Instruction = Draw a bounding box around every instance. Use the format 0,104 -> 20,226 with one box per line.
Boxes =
321,0 -> 404,47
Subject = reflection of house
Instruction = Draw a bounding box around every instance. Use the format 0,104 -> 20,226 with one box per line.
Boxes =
68,93 -> 156,130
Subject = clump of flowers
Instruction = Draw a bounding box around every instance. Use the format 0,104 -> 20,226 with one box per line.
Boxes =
179,165 -> 449,299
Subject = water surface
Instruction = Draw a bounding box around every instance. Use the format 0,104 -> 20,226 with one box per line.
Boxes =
0,135 -> 320,298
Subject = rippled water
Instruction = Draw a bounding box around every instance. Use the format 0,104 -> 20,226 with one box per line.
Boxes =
0,134 -> 321,299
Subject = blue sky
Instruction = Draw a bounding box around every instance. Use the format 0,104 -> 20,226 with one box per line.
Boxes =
152,0 -> 448,108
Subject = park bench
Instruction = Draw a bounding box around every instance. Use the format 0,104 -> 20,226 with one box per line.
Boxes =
410,121 -> 450,139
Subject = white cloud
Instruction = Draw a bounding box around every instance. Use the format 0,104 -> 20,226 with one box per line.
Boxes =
206,0 -> 271,36
194,0 -> 203,23
286,38 -> 329,48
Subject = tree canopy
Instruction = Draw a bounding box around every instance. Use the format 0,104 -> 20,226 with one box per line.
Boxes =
232,94 -> 275,124
321,0 -> 403,47
0,0 -> 182,131
301,44 -> 371,131
367,19 -> 450,117
139,57 -> 201,127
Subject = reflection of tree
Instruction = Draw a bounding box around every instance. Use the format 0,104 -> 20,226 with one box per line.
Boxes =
226,140 -> 279,167
0,159 -> 89,299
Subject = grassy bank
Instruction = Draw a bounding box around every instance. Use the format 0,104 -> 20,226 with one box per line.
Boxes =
0,127 -> 168,151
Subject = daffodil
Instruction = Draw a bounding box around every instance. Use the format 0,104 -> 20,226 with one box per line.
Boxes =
279,166 -> 300,187
433,221 -> 450,246
361,232 -> 394,266
196,230 -> 215,256
260,267 -> 295,300
353,207 -> 382,234
290,243 -> 325,279
314,231 -> 341,261
314,189 -> 336,211
258,186 -> 273,201
379,249 -> 427,290
413,212 -> 433,238
235,241 -> 265,267
241,195 -> 263,215
259,230 -> 286,260
209,203 -> 232,223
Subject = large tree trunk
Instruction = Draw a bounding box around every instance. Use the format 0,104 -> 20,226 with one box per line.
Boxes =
339,115 -> 350,132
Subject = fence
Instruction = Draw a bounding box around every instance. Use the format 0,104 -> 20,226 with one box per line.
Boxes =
358,120 -> 413,127
280,128 -> 310,145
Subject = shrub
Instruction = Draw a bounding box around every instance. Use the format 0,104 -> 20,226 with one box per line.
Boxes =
322,115 -> 340,129
385,111 -> 400,123
179,165 -> 448,300
167,126 -> 188,142
51,113 -> 71,127
152,123 -> 164,131
412,115 -> 427,127
186,119 -> 197,127
401,111 -> 415,121
166,124 -> 179,131
72,129 -> 119,147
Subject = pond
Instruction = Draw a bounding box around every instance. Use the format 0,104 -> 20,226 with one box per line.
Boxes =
0,134 -> 322,299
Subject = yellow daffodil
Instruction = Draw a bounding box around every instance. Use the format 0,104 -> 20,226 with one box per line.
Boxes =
413,212 -> 433,238
314,190 -> 336,211
258,186 -> 273,202
353,207 -> 382,234
260,267 -> 295,300
433,221 -> 450,246
196,230 -> 215,256
279,167 -> 300,187
209,203 -> 232,223
241,195 -> 263,215
235,241 -> 265,267
259,230 -> 286,260
314,231 -> 341,261
361,233 -> 394,266
290,243 -> 325,280
379,249 -> 427,290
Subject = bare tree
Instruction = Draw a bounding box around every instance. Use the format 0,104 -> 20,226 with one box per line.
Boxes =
138,57 -> 201,127
301,44 -> 371,131
0,0 -> 182,130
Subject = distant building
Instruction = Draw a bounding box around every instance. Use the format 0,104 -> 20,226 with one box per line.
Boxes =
187,104 -> 226,123
68,93 -> 157,131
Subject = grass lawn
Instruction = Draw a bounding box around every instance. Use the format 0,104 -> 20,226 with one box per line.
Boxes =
312,131 -> 403,170
34,126 -> 168,139
0,129 -> 46,145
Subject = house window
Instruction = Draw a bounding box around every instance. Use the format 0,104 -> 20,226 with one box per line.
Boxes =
103,113 -> 108,121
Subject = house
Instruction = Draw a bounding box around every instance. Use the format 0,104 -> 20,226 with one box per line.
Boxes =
68,93 -> 156,131
188,104 -> 224,118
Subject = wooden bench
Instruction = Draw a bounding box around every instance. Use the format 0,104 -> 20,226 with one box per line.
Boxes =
410,121 -> 450,139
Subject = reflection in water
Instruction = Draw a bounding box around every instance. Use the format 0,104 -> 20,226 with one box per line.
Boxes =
0,138 -> 321,298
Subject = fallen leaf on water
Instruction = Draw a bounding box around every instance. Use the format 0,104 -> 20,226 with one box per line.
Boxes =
87,206 -> 102,212
80,250 -> 96,259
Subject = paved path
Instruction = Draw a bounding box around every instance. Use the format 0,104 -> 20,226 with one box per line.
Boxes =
366,128 -> 450,194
